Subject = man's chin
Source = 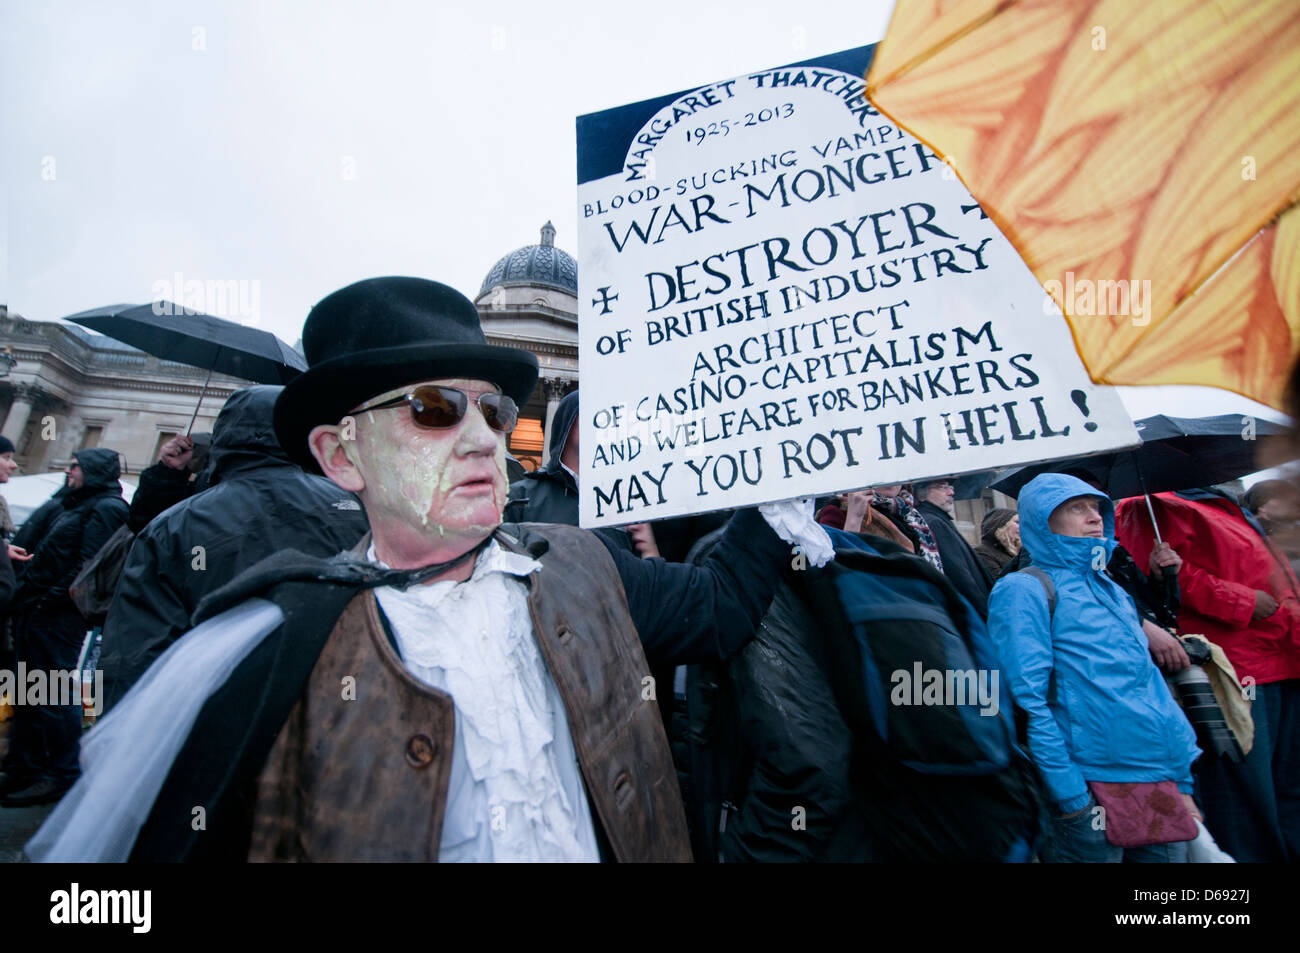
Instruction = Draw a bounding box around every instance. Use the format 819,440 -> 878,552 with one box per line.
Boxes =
423,504 -> 505,541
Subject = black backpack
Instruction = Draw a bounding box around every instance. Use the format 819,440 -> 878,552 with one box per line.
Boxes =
682,529 -> 1041,862
805,532 -> 1041,861
69,523 -> 135,625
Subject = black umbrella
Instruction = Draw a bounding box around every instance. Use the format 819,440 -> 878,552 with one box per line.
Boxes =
992,413 -> 1290,623
952,469 -> 1008,500
68,302 -> 307,432
989,414 -> 1289,502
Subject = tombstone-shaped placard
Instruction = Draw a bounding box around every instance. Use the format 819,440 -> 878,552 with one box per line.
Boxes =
575,45 -> 1137,527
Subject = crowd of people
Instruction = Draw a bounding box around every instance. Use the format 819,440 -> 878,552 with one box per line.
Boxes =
1,274 -> 1298,863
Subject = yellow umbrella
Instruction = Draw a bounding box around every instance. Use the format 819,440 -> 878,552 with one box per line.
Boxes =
866,0 -> 1300,409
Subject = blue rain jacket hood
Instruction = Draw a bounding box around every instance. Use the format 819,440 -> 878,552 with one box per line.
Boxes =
1017,473 -> 1116,572
987,473 -> 1199,812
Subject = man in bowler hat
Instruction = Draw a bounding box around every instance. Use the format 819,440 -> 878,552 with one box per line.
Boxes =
29,276 -> 831,862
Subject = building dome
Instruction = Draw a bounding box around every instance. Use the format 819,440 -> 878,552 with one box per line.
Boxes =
479,222 -> 577,298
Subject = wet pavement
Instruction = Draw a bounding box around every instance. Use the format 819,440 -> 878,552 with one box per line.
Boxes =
0,721 -> 55,861
0,801 -> 53,862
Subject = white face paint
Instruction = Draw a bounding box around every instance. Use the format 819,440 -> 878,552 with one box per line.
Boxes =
347,377 -> 511,562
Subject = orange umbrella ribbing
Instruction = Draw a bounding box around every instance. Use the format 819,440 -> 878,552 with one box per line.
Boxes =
867,0 -> 1300,409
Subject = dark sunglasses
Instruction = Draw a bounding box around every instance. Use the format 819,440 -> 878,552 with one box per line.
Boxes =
353,385 -> 518,434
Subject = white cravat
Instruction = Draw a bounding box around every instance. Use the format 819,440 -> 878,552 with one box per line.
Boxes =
370,540 -> 600,863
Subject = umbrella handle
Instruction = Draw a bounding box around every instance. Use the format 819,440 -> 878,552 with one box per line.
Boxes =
1134,453 -> 1164,547
1139,480 -> 1181,623
1144,491 -> 1164,547
187,363 -> 216,436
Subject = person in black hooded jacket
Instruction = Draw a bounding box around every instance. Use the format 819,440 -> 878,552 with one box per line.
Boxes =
912,478 -> 994,619
12,487 -> 71,556
504,389 -> 581,524
501,389 -> 636,554
1,447 -> 129,806
98,385 -> 369,711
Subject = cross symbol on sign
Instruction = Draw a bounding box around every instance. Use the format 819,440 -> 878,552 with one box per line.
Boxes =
592,286 -> 619,315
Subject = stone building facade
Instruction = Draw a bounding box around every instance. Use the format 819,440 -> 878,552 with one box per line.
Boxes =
0,308 -> 239,477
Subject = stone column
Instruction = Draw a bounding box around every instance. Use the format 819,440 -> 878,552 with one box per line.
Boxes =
1,383 -> 39,444
541,377 -> 568,467
22,411 -> 64,473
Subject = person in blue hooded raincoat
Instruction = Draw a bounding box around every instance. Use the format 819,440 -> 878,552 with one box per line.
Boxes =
988,473 -> 1201,862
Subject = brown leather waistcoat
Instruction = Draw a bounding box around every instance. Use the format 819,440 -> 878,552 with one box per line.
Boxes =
246,524 -> 691,862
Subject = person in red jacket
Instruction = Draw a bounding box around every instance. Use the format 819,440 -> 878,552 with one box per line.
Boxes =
1115,488 -> 1300,862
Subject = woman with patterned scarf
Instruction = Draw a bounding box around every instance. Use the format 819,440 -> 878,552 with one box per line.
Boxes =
815,484 -> 944,571
870,484 -> 943,570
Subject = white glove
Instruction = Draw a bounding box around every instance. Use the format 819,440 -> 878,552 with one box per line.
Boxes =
758,496 -> 834,568
1186,819 -> 1235,863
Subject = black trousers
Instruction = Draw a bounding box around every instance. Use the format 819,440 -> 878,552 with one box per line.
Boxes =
1194,685 -> 1290,863
2,598 -> 87,785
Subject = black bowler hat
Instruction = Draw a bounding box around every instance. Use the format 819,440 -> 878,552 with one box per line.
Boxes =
274,277 -> 538,472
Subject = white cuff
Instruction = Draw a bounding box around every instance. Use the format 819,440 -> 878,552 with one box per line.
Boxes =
758,497 -> 834,568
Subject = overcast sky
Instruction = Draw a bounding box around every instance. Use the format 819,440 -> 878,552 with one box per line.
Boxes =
1,1 -> 894,332
0,0 -> 1287,436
